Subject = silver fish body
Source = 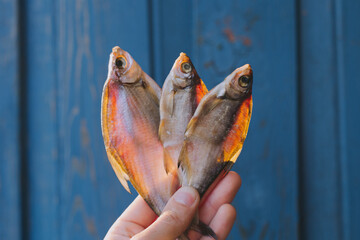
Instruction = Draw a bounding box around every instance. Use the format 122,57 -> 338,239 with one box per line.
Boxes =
159,53 -> 208,175
178,64 -> 253,198
101,46 -> 173,215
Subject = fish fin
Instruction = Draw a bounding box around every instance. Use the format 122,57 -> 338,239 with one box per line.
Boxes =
184,116 -> 198,135
162,148 -> 180,194
194,221 -> 218,240
169,90 -> 176,117
216,86 -> 226,98
158,90 -> 174,141
178,219 -> 217,239
222,96 -> 252,164
141,73 -> 161,111
143,72 -> 162,99
159,89 -> 175,121
170,172 -> 180,195
185,97 -> 221,134
194,79 -> 208,104
163,149 -> 176,174
202,97 -> 222,116
199,79 -> 208,93
107,152 -> 131,193
158,120 -> 166,141
189,211 -> 218,240
177,146 -> 189,185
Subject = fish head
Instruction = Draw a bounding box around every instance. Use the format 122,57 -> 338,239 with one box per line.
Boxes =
107,46 -> 142,84
171,52 -> 199,89
225,64 -> 253,99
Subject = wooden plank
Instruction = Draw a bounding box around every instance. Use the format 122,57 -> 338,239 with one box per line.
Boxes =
298,0 -> 343,239
336,0 -> 360,239
24,0 -> 59,239
193,0 -> 298,239
0,0 -> 22,239
56,1 -> 152,239
151,0 -> 194,83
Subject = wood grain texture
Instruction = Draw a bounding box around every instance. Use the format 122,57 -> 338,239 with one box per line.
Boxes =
2,1 -> 360,239
0,0 -> 21,239
151,0 -> 194,82
336,0 -> 360,239
25,0 -> 59,239
56,1 -> 152,239
193,0 -> 299,239
298,0 -> 343,239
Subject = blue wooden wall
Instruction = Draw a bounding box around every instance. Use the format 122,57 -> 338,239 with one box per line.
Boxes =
0,0 -> 359,239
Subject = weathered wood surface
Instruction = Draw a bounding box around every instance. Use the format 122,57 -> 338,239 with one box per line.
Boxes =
193,1 -> 299,239
298,0 -> 360,239
337,0 -> 360,239
298,0 -> 342,239
0,0 -> 359,239
0,0 -> 21,239
56,1 -> 152,239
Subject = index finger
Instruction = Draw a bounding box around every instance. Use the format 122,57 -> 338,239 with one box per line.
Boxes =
119,195 -> 158,228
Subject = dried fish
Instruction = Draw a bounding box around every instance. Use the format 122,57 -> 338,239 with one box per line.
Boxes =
159,52 -> 208,176
178,64 -> 253,199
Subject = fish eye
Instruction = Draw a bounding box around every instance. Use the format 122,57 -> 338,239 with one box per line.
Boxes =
115,57 -> 127,69
238,75 -> 251,88
181,62 -> 192,73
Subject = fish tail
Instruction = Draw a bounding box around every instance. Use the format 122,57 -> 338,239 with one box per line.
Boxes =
188,211 -> 217,239
176,222 -> 217,240
190,221 -> 217,240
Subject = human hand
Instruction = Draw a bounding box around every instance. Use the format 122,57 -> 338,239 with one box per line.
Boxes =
104,171 -> 242,240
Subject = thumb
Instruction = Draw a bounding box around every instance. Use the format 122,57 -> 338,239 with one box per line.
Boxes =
132,187 -> 200,240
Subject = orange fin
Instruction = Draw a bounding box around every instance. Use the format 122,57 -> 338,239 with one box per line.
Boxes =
184,116 -> 198,135
222,96 -> 253,164
177,145 -> 190,185
185,96 -> 220,134
199,79 -> 208,93
158,120 -> 166,141
195,79 -> 208,104
107,152 -> 131,193
163,148 -> 176,174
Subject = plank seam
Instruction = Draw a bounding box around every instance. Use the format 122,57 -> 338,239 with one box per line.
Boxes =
52,1 -> 60,239
147,0 -> 155,79
333,0 -> 349,238
17,0 -> 29,238
330,1 -> 343,238
295,0 -> 304,238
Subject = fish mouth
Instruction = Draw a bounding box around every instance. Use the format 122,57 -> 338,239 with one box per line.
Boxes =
111,46 -> 125,59
108,46 -> 139,84
239,64 -> 252,76
112,46 -> 122,54
174,52 -> 194,76
177,52 -> 191,66
232,64 -> 252,82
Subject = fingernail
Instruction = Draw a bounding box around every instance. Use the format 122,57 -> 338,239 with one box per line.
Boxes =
173,187 -> 197,206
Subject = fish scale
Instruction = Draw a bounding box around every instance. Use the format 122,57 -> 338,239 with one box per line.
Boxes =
102,47 -> 171,216
159,52 -> 208,176
178,64 -> 253,199
101,47 -> 217,239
